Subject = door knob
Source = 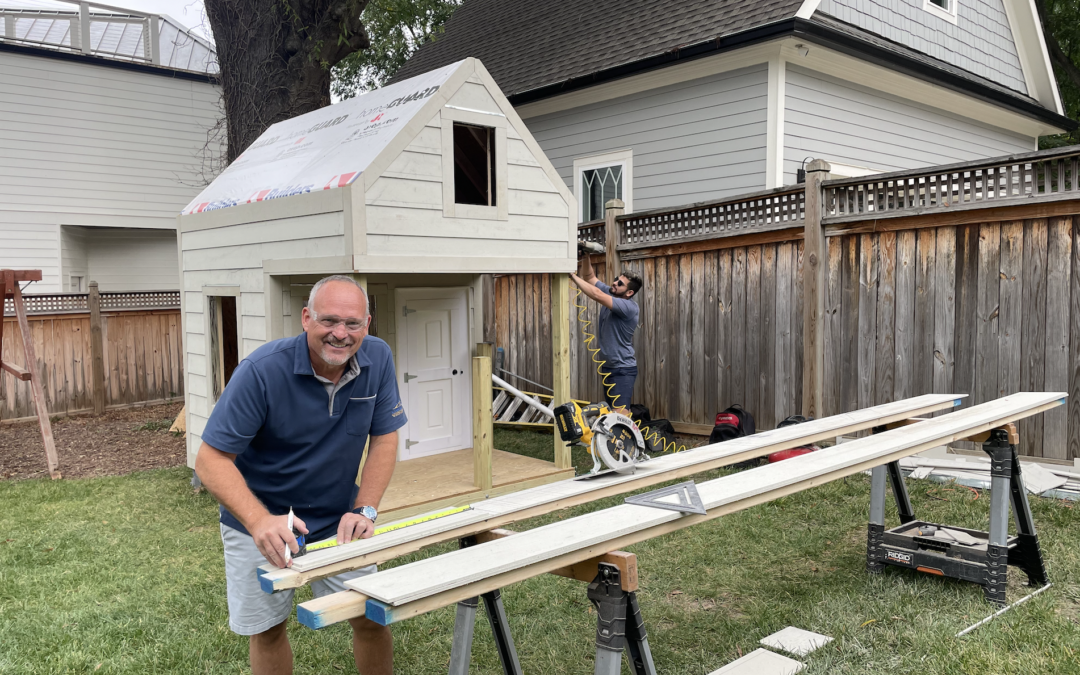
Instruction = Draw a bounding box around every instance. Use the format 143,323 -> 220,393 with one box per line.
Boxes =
452,369 -> 459,375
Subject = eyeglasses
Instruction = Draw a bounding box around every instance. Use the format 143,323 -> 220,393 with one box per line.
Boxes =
310,311 -> 370,333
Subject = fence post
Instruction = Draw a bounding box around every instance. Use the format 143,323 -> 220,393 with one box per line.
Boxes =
801,160 -> 831,420
473,353 -> 494,491
89,281 -> 106,416
604,198 -> 624,278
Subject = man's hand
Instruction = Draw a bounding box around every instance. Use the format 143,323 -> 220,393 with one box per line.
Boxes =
337,512 -> 375,545
251,513 -> 308,568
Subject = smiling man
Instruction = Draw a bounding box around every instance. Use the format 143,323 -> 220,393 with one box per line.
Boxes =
195,275 -> 404,675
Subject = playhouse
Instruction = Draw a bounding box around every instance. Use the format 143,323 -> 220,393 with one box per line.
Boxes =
177,58 -> 577,519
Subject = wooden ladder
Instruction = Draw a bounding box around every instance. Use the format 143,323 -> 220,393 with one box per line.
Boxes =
1,270 -> 60,478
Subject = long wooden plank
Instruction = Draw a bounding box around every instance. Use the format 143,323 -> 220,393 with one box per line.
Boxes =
259,395 -> 963,591
350,392 -> 1065,620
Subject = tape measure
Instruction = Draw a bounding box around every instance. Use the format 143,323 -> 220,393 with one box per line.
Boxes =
298,505 -> 473,556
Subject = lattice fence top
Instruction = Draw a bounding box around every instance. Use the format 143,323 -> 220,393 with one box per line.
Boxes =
823,147 -> 1080,221
578,219 -> 606,246
617,187 -> 805,249
3,290 -> 181,316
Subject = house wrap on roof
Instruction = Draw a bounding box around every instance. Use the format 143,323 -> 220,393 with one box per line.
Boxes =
0,0 -> 221,293
395,0 -> 1074,221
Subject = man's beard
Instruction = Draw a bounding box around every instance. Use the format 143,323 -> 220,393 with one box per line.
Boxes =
319,336 -> 355,365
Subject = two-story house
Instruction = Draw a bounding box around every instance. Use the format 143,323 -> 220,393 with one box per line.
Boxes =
394,0 -> 1074,221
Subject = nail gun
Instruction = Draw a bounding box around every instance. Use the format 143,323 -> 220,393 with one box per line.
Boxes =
552,400 -> 648,475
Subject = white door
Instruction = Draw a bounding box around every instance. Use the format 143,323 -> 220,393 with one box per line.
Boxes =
396,288 -> 471,460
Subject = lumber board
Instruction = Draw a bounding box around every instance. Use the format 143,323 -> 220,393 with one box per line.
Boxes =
1021,220 -> 1048,454
348,392 -> 1065,621
1043,218 -> 1072,459
259,395 -> 964,591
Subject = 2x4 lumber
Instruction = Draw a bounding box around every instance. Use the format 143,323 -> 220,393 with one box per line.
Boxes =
295,529 -> 637,629
259,395 -> 963,592
551,273 -> 572,469
12,283 -> 60,479
0,361 -> 31,381
473,355 -> 494,491
348,392 -> 1064,624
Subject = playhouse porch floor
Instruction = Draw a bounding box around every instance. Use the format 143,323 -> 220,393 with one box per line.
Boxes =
379,448 -> 575,522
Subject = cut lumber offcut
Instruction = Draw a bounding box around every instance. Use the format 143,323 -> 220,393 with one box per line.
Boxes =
295,528 -> 637,629
345,393 -> 1063,625
260,394 -> 963,592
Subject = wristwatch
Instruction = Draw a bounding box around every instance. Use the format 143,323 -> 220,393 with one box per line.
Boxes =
351,505 -> 378,523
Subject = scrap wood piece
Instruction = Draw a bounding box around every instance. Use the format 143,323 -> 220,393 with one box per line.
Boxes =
709,648 -> 804,674
259,394 -> 963,592
344,393 -> 1063,623
296,528 -> 637,629
759,626 -> 833,657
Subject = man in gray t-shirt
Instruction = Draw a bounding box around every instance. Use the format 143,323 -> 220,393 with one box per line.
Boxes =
570,253 -> 643,411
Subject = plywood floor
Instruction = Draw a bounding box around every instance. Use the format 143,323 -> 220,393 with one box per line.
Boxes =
379,448 -> 573,520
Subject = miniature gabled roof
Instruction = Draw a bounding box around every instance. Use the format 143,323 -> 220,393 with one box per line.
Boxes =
183,61 -> 464,215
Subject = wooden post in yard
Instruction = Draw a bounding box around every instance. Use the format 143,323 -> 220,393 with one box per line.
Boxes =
89,281 -> 106,416
472,353 -> 494,491
1,269 -> 60,478
551,273 -> 572,469
604,198 -> 624,278
801,160 -> 831,420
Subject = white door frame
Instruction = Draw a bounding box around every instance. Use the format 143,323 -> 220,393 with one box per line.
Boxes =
394,286 -> 472,461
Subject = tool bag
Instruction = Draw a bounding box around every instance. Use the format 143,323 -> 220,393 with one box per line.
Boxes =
768,414 -> 819,463
709,404 -> 755,444
641,418 -> 676,453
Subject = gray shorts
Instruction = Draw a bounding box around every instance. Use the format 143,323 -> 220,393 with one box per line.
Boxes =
220,523 -> 377,635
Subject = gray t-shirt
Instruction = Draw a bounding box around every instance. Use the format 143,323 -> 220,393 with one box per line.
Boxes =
596,281 -> 639,369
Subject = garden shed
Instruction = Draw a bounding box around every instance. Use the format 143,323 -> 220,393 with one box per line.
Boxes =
177,58 -> 577,519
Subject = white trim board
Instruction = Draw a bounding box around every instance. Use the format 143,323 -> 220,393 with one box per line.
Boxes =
345,392 -> 1063,618
1001,0 -> 1064,114
766,55 -> 787,189
261,394 -> 961,590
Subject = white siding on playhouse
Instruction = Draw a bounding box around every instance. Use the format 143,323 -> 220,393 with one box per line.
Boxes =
781,66 -> 1035,184
364,79 -> 569,260
0,49 -> 220,291
179,211 -> 346,465
816,0 -> 1027,94
524,65 -> 770,212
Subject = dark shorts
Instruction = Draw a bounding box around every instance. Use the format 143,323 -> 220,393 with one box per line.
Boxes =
600,366 -> 637,409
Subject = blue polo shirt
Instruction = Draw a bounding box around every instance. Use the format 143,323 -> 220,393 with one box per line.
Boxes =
595,281 -> 639,369
201,333 -> 407,542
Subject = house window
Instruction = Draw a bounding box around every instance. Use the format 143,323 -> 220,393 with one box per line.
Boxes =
208,295 -> 239,402
454,123 -> 496,206
923,0 -> 957,22
573,149 -> 633,223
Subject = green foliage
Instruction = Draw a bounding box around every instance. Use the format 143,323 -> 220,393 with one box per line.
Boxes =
1038,0 -> 1080,148
331,0 -> 461,99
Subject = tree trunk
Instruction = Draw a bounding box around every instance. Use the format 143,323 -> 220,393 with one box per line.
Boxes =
205,0 -> 371,163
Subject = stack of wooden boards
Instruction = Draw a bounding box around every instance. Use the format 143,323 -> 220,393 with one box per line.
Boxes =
260,394 -> 963,594
290,392 -> 1065,630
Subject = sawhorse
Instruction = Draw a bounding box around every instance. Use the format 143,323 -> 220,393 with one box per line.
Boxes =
866,422 -> 1047,605
448,532 -> 657,675
1,269 -> 60,478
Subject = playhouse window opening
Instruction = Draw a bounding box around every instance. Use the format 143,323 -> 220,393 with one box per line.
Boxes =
454,123 -> 495,206
208,295 -> 239,401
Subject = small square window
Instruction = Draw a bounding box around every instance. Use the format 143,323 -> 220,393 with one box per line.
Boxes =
929,0 -> 948,9
581,165 -> 624,222
453,123 -> 496,206
923,0 -> 957,22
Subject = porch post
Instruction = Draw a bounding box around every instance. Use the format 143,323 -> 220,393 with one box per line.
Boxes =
801,159 -> 831,419
473,350 -> 494,490
551,273 -> 572,469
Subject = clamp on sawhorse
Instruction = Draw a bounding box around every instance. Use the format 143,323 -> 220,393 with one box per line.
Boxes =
447,531 -> 656,675
866,421 -> 1048,606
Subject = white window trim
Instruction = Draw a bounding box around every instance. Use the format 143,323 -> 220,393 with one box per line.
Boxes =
573,149 -> 633,223
823,161 -> 883,179
440,106 -> 508,221
923,0 -> 958,25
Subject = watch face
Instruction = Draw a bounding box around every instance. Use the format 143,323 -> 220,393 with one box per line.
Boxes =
361,506 -> 377,521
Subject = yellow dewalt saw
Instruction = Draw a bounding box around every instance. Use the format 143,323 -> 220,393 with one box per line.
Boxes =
552,401 -> 648,475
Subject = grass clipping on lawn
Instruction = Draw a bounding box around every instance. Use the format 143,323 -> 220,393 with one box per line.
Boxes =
0,429 -> 1078,674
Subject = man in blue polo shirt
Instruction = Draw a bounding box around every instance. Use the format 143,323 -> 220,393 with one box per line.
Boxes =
570,253 -> 643,412
195,275 -> 405,675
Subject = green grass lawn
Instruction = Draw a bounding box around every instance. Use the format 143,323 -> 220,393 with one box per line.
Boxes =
1,429 -> 1078,674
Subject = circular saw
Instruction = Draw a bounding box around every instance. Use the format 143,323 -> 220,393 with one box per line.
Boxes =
553,401 -> 649,475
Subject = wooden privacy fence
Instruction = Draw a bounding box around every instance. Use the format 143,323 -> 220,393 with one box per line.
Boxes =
491,146 -> 1080,459
1,288 -> 183,422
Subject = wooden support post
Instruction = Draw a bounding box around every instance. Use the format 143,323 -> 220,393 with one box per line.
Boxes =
477,342 -> 494,360
10,278 -> 60,478
551,273 -> 572,469
89,281 -> 106,416
604,198 -> 624,277
473,354 -> 494,490
801,160 -> 831,419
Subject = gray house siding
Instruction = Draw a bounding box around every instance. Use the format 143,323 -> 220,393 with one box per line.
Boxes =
817,0 -> 1027,94
782,66 -> 1035,184
524,65 -> 769,216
